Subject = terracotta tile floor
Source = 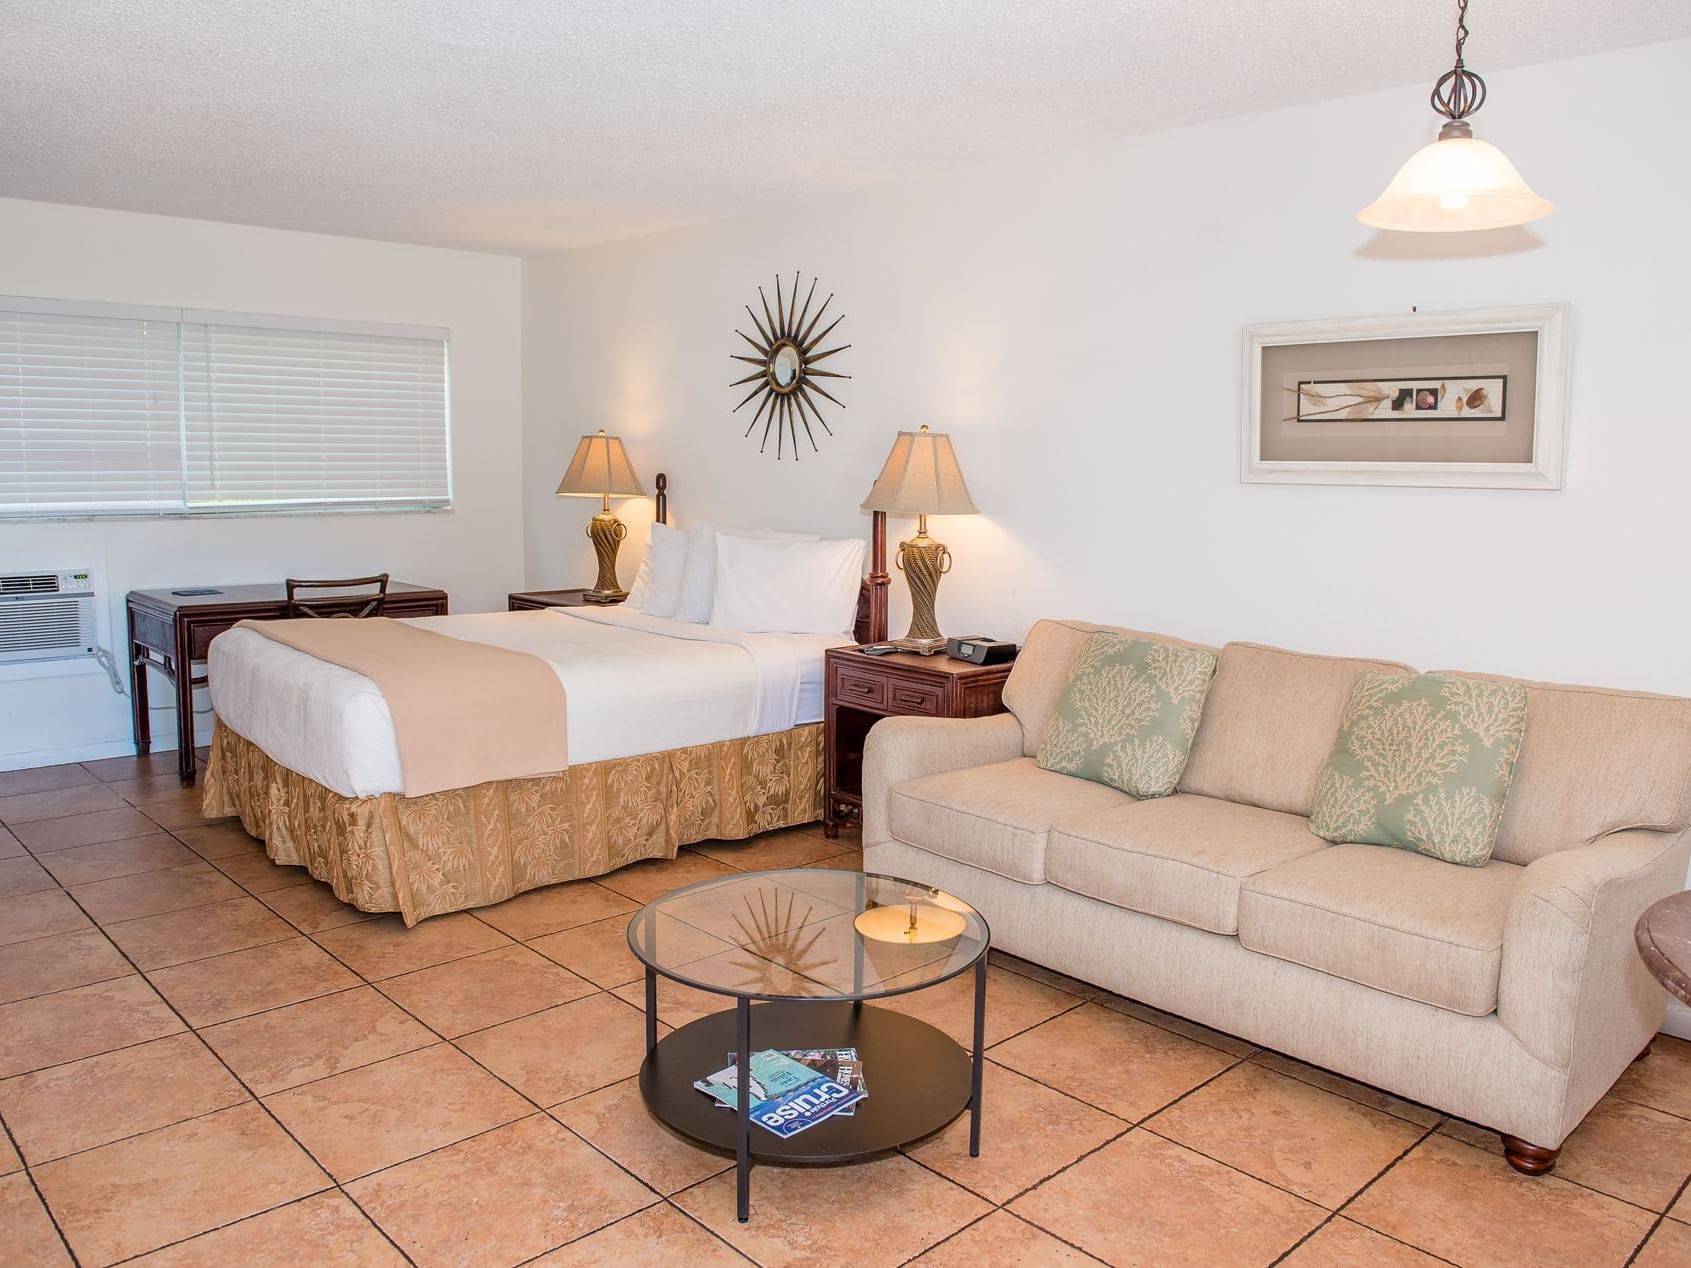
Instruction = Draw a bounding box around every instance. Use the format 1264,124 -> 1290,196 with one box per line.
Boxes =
2,753 -> 1690,1266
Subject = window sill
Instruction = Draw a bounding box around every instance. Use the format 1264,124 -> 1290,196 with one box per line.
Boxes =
0,503 -> 454,525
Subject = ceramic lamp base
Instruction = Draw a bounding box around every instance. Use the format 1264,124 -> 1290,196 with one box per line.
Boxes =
586,510 -> 628,602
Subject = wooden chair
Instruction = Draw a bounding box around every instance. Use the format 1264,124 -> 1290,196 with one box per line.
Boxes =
284,574 -> 390,619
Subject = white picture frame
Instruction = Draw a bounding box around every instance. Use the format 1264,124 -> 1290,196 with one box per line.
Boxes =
1241,303 -> 1572,490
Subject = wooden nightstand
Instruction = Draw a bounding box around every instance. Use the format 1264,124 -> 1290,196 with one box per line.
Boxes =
508,589 -> 625,611
823,645 -> 1013,838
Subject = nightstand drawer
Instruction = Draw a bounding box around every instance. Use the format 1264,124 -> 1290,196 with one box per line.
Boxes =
834,665 -> 889,708
187,620 -> 223,661
886,680 -> 942,715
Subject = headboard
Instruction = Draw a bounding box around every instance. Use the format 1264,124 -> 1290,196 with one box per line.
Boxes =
650,474 -> 887,646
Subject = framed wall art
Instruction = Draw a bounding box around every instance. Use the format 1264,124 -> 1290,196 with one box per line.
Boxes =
1241,303 -> 1571,489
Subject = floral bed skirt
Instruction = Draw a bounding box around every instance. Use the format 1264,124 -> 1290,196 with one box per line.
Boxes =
202,718 -> 824,925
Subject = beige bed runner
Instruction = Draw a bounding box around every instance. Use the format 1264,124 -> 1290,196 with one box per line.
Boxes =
235,617 -> 569,796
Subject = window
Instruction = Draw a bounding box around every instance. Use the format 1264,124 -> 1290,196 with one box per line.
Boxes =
0,297 -> 451,518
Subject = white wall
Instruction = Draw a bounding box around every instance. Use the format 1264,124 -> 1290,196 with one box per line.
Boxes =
0,199 -> 523,768
523,39 -> 1691,697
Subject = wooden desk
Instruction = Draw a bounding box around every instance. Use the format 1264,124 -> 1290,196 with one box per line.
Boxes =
508,589 -> 624,611
823,645 -> 1012,838
127,581 -> 449,786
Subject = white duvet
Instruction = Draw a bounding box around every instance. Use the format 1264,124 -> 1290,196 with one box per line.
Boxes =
208,606 -> 847,799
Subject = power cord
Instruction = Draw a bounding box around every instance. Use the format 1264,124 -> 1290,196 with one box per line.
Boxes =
91,646 -> 126,696
93,646 -> 213,714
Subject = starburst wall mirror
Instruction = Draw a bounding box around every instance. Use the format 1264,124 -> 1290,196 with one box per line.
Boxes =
730,273 -> 850,461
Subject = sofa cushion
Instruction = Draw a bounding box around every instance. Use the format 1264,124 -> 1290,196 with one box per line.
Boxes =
1180,643 -> 1415,817
1431,671 -> 1691,865
887,757 -> 1136,884
1036,633 -> 1218,798
1238,845 -> 1524,1015
1004,620 -> 1219,758
1047,795 -> 1327,935
1309,672 -> 1528,867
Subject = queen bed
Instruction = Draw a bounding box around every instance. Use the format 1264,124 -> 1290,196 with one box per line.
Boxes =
202,482 -> 891,924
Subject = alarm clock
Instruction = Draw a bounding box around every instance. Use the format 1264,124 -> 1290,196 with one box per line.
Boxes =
945,635 -> 1018,666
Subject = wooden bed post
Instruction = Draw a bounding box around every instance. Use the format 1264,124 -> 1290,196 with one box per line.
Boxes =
866,509 -> 889,644
655,473 -> 668,525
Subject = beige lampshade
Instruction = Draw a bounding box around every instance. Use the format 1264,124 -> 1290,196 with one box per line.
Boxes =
555,430 -> 645,498
860,425 -> 978,516
1358,134 -> 1552,233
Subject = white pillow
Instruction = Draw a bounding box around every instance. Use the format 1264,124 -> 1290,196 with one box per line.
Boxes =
710,535 -> 866,635
635,522 -> 689,618
673,522 -> 718,622
624,558 -> 652,609
674,525 -> 821,623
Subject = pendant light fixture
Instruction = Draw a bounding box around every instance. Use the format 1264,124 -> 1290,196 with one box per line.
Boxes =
1358,0 -> 1551,233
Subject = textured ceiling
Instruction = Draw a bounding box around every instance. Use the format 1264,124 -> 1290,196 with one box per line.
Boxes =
4,1 -> 1688,254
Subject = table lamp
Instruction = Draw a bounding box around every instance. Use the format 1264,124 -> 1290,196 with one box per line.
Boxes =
555,430 -> 645,603
860,425 -> 978,651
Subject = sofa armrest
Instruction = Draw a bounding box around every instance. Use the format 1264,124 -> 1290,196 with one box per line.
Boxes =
861,712 -> 1025,847
1498,828 -> 1690,1078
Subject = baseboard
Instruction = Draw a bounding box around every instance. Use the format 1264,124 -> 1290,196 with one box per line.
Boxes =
0,738 -> 178,772
1663,998 -> 1691,1042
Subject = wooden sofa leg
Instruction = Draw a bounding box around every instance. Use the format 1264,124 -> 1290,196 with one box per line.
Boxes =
1501,1135 -> 1560,1176
1637,1041 -> 1653,1061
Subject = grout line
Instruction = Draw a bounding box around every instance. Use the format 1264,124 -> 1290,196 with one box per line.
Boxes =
102,1189 -> 414,1267
889,1209 -> 997,1267
1607,1088 -> 1691,1126
1270,1120 -> 1454,1267
1624,1172 -> 1691,1267
511,1199 -> 757,1267
21,877 -> 419,1267
97,855 -> 408,1249
1243,1050 -> 1440,1129
1421,1126 -> 1667,1219
2,1115 -> 83,1268
296,931 -> 674,1220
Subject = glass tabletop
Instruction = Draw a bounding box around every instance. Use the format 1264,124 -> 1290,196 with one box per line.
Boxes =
626,868 -> 990,1002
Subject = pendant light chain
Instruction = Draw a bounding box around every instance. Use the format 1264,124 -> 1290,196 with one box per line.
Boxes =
1358,0 -> 1552,231
1431,0 -> 1487,126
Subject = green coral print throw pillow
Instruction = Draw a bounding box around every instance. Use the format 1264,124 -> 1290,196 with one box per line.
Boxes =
1310,671 -> 1528,866
1037,633 -> 1218,799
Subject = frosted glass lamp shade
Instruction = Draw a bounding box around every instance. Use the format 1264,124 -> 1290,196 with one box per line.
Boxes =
555,431 -> 645,498
860,426 -> 978,516
1359,135 -> 1552,233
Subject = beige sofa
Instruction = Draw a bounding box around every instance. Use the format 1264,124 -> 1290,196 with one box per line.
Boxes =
862,619 -> 1691,1173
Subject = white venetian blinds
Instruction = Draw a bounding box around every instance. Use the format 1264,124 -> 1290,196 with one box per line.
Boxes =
0,303 -> 184,513
181,316 -> 449,510
0,297 -> 450,518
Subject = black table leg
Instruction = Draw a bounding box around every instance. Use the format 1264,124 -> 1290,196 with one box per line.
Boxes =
969,956 -> 986,1157
645,965 -> 658,1054
736,998 -> 752,1222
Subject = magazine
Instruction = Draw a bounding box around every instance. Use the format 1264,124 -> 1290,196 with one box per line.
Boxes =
693,1048 -> 867,1138
725,1048 -> 865,1116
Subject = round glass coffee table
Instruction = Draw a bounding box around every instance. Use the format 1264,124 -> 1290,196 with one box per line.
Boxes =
628,867 -> 990,1223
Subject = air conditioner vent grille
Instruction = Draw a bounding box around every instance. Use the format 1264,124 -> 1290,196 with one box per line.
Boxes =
0,574 -> 58,595
0,601 -> 83,655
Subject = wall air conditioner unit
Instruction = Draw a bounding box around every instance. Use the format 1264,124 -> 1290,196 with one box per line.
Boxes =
0,570 -> 98,664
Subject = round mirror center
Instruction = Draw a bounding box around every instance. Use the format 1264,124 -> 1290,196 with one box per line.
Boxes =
770,343 -> 802,389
